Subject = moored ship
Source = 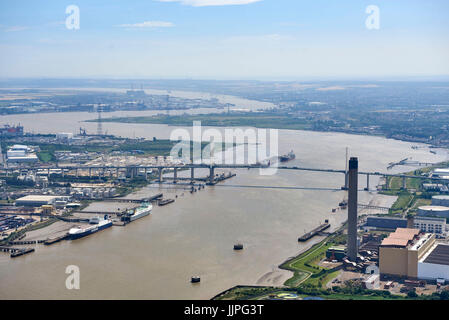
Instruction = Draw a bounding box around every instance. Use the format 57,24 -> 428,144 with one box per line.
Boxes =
68,215 -> 112,239
122,203 -> 152,222
279,150 -> 295,162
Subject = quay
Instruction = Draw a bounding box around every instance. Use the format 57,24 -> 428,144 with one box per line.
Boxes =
298,221 -> 330,242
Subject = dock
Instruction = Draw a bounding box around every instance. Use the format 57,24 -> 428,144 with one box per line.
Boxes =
298,222 -> 330,242
8,240 -> 45,245
107,193 -> 163,203
44,234 -> 68,245
158,199 -> 175,206
10,248 -> 35,258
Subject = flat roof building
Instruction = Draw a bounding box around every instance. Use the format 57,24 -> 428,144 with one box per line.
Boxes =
414,216 -> 446,235
15,195 -> 59,207
365,216 -> 407,231
418,244 -> 449,282
379,228 -> 435,279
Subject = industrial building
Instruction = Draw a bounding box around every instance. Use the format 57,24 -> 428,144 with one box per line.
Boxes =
432,168 -> 449,179
423,184 -> 448,192
15,195 -> 60,207
418,205 -> 449,219
379,228 -> 449,282
364,216 -> 407,231
432,195 -> 449,207
418,244 -> 449,282
6,144 -> 38,163
326,246 -> 346,261
379,228 -> 435,279
414,216 -> 447,235
56,132 -> 74,141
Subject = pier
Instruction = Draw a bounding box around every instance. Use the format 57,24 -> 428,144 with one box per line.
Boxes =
8,240 -> 45,245
298,222 -> 330,242
158,198 -> 175,206
10,248 -> 35,258
44,234 -> 68,245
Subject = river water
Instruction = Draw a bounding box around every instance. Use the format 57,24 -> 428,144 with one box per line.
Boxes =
0,93 -> 448,299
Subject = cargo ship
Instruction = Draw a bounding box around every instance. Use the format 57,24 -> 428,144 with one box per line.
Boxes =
122,203 -> 152,222
68,215 -> 112,239
279,150 -> 295,162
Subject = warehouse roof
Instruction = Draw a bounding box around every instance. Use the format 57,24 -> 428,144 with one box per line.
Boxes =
15,195 -> 58,202
381,228 -> 420,247
423,244 -> 449,266
381,238 -> 410,247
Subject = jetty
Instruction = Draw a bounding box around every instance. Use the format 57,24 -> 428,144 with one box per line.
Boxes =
158,199 -> 175,206
44,234 -> 68,245
10,248 -> 35,258
298,221 -> 330,242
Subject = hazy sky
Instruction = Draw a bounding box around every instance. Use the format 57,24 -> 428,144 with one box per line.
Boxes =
0,0 -> 448,79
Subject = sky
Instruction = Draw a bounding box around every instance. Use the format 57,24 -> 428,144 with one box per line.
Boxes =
0,0 -> 448,80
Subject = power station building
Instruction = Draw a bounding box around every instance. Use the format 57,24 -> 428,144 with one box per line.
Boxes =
418,244 -> 449,282
414,216 -> 446,235
365,216 -> 407,231
379,228 -> 449,282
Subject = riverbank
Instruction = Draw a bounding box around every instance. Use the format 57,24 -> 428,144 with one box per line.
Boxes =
212,179 -> 398,300
90,112 -> 449,148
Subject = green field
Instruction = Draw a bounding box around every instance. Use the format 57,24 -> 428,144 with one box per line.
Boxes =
89,112 -> 312,130
280,240 -> 335,287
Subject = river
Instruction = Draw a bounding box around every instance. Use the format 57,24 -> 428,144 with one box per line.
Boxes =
0,91 -> 448,299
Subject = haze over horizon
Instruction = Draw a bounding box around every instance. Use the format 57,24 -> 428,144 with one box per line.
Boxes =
1,0 -> 449,80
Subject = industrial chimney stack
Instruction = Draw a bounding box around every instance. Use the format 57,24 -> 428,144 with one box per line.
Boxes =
347,157 -> 358,262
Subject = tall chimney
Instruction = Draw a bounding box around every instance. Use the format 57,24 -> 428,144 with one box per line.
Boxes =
347,157 -> 358,262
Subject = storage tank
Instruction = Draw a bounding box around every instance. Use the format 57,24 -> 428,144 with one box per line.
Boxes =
418,205 -> 449,218
431,195 -> 449,207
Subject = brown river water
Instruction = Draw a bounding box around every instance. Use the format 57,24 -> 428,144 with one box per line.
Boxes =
0,100 -> 448,299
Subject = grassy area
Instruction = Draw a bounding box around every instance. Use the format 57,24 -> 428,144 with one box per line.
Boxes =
213,286 -> 282,300
37,151 -> 55,162
280,236 -> 344,288
91,112 -> 313,131
391,193 -> 414,212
